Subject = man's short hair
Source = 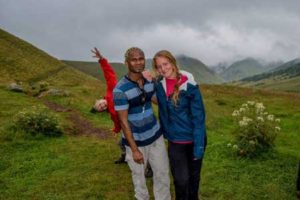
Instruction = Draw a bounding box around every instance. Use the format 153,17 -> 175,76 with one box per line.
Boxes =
124,47 -> 144,62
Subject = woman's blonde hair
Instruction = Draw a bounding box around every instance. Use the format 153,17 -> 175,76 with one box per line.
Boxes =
152,50 -> 181,105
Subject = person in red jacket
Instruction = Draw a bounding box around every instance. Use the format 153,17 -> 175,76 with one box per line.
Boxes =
91,47 -> 125,164
91,48 -> 121,133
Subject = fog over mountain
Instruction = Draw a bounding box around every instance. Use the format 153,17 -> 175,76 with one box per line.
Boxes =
1,0 -> 299,65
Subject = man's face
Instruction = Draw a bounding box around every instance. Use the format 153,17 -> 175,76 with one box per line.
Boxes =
126,50 -> 145,73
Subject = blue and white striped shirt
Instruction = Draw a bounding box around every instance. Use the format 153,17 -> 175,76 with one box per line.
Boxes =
113,76 -> 162,146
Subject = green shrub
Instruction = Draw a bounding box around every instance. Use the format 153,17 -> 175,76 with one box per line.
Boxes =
23,81 -> 49,96
229,101 -> 281,157
13,106 -> 62,137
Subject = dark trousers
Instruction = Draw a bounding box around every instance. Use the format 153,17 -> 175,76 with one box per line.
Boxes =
118,137 -> 126,155
168,142 -> 203,200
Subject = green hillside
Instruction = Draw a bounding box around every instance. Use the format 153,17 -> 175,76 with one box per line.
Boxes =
236,58 -> 300,92
0,29 -> 64,84
63,60 -> 128,81
0,28 -> 105,105
0,28 -> 82,85
241,58 -> 300,82
272,58 -> 300,72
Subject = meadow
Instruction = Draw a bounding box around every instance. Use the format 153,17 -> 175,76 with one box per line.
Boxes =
0,83 -> 299,200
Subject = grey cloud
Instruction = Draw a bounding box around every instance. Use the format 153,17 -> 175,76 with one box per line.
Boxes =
0,0 -> 299,65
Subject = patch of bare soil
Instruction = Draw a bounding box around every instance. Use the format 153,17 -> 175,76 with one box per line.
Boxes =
44,101 -> 72,112
67,112 -> 110,139
43,101 -> 110,139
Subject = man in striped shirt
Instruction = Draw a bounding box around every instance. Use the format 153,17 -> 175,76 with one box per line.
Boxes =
113,47 -> 170,200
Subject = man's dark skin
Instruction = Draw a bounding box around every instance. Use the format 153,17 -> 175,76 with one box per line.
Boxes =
116,49 -> 147,164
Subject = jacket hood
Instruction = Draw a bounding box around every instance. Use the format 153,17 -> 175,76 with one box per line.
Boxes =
159,70 -> 197,92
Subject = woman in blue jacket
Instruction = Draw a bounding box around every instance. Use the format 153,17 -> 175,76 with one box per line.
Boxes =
152,50 -> 207,200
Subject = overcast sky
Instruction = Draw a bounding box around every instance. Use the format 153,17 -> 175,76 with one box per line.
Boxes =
1,0 -> 300,66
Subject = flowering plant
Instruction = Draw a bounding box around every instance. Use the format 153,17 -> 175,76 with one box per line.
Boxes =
229,101 -> 281,157
13,106 -> 62,137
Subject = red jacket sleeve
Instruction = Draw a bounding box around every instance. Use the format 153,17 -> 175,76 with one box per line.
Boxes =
99,58 -> 121,133
99,58 -> 118,93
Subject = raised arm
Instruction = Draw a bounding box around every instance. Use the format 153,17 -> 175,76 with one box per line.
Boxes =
91,47 -> 117,91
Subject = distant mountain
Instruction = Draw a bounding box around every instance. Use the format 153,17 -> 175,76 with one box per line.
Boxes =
241,58 -> 300,82
210,62 -> 230,74
270,58 -> 300,73
235,58 -> 300,92
261,60 -> 284,72
174,55 -> 224,84
221,58 -> 267,81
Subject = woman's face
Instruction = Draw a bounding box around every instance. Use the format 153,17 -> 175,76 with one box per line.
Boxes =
95,99 -> 107,112
155,56 -> 176,79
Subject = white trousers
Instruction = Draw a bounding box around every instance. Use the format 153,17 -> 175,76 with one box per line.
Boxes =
125,135 -> 171,200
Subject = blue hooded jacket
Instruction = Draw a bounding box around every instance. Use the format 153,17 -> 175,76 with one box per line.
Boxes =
155,71 -> 207,159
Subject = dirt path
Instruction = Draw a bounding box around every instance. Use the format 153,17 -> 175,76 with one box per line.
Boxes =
44,101 -> 111,139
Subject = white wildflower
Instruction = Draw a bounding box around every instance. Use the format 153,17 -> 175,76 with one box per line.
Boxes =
227,143 -> 232,147
247,101 -> 255,105
257,116 -> 264,122
275,126 -> 281,131
255,102 -> 265,113
232,144 -> 239,150
239,107 -> 246,113
239,120 -> 248,127
242,103 -> 248,108
267,115 -> 274,121
232,110 -> 240,117
275,118 -> 281,123
243,116 -> 253,122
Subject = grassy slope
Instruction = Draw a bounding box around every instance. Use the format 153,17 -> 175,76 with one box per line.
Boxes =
0,28 -> 108,116
0,28 -> 299,199
239,76 -> 300,93
235,59 -> 300,92
201,85 -> 299,199
0,87 -> 130,200
0,28 -> 103,86
0,28 -> 66,84
1,84 -> 299,199
63,60 -> 128,81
